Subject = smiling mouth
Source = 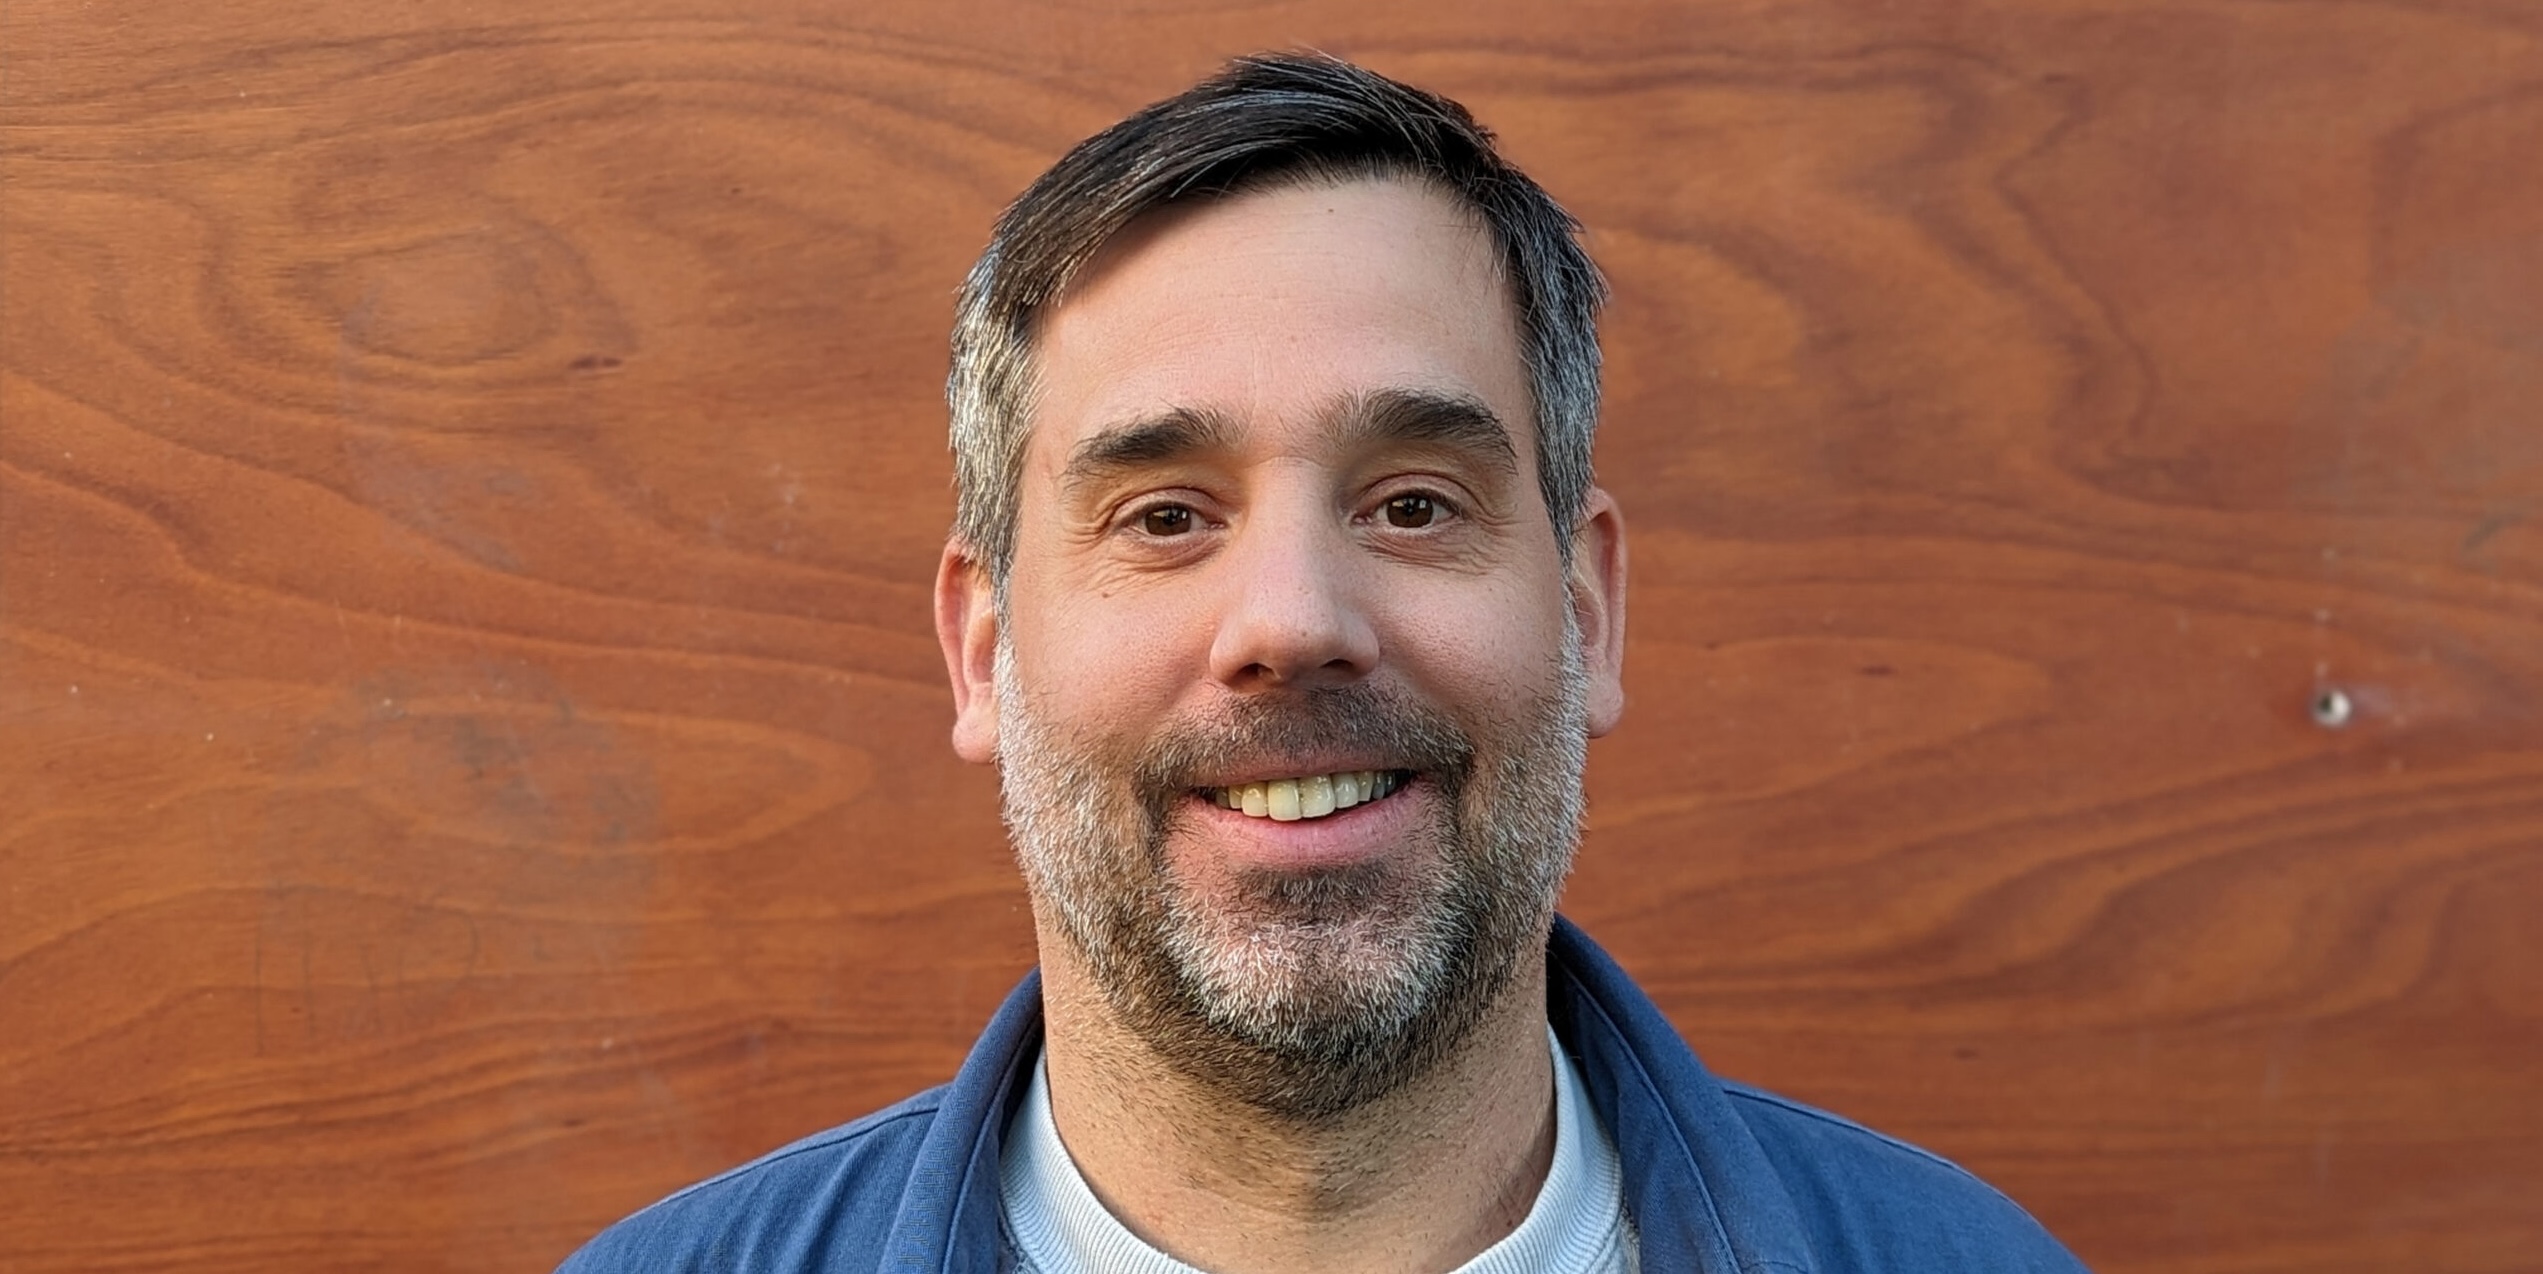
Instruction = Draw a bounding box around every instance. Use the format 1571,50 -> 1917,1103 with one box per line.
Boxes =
1202,771 -> 1412,822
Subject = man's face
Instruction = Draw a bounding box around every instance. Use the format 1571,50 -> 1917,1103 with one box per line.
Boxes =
939,177 -> 1625,1119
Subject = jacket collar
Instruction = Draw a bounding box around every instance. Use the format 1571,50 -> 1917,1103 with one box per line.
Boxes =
880,916 -> 1815,1273
881,963 -> 1043,1273
1547,915 -> 1817,1273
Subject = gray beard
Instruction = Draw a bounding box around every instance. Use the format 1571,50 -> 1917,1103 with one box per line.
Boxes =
993,640 -> 1589,1124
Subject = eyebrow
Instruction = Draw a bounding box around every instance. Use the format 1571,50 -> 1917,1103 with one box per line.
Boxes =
1060,406 -> 1236,500
1055,388 -> 1518,500
1338,388 -> 1518,475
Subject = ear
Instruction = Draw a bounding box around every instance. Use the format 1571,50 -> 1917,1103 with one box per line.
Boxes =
935,541 -> 1003,764
1568,488 -> 1628,737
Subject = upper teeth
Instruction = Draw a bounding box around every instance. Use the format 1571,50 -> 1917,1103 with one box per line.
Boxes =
1213,771 -> 1400,821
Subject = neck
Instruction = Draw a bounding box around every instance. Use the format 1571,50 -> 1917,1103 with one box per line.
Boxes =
1034,924 -> 1557,1274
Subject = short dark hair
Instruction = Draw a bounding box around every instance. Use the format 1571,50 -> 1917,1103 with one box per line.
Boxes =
946,51 -> 1608,580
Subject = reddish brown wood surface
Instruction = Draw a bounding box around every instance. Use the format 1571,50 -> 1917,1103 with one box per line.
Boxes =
5,3 -> 2539,1270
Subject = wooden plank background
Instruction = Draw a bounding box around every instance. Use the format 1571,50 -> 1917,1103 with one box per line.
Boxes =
4,2 -> 2539,1269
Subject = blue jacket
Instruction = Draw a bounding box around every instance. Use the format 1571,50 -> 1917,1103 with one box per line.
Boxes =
561,917 -> 2089,1272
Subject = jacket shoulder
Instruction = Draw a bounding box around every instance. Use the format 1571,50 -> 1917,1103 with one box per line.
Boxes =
1722,1082 -> 2089,1273
555,1086 -> 949,1274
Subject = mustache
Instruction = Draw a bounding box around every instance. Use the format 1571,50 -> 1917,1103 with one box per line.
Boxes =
1129,684 -> 1477,808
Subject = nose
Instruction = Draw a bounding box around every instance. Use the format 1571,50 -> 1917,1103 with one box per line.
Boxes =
1206,503 -> 1380,693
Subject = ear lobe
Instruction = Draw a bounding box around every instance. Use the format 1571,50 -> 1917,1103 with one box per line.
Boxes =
1568,489 -> 1628,737
935,541 -> 1003,764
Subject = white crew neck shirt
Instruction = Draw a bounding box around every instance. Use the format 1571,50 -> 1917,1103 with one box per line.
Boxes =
999,1028 -> 1637,1274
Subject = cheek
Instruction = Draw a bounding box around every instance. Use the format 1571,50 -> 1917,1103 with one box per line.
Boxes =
1376,578 -> 1574,707
1010,577 -> 1210,719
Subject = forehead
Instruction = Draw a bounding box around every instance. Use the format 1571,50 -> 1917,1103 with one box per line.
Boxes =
1023,176 -> 1533,466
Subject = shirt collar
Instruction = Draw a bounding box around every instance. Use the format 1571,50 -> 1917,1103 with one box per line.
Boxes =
999,1024 -> 1631,1273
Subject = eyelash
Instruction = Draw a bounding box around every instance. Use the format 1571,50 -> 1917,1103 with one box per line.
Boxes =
1120,497 -> 1215,538
1117,487 -> 1463,538
1364,487 -> 1459,530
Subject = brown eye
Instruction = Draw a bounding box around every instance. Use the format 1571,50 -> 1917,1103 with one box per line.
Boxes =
1141,505 -> 1195,536
1384,495 -> 1437,529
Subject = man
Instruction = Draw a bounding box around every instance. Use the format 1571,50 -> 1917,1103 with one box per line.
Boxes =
562,53 -> 2089,1273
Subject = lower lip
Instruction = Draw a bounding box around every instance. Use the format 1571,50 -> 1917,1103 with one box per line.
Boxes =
1178,777 -> 1430,871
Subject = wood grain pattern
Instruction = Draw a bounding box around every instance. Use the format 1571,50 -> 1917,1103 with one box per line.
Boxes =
4,3 -> 2538,1270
